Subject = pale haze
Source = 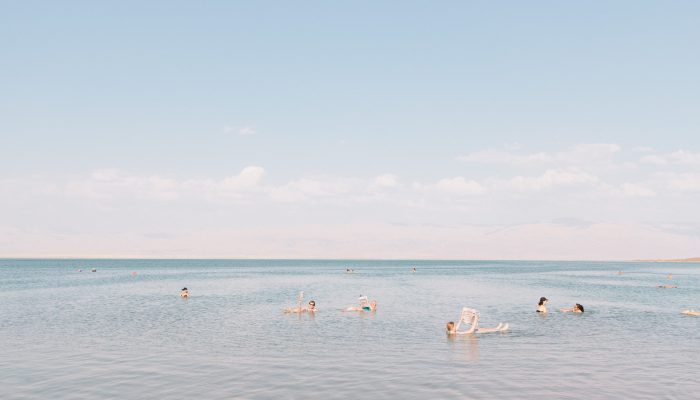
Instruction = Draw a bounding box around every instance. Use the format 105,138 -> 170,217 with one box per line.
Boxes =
2,1 -> 699,259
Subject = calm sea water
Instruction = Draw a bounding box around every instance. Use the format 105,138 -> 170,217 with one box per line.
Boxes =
1,259 -> 698,399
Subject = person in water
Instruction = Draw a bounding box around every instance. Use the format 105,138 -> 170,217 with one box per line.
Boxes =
180,287 -> 189,298
344,295 -> 377,312
446,308 -> 508,334
536,297 -> 548,313
560,303 -> 584,313
682,309 -> 700,316
285,300 -> 317,313
657,284 -> 678,289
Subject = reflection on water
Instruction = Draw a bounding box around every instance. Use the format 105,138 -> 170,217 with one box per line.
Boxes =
1,259 -> 699,399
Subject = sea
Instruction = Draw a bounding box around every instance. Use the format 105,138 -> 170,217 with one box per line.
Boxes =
1,259 -> 698,399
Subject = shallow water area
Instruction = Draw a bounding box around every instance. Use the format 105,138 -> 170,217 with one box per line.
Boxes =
1,259 -> 699,399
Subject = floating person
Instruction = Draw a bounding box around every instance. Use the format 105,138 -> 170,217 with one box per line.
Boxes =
446,307 -> 508,334
284,291 -> 316,313
345,268 -> 354,274
180,287 -> 189,298
560,303 -> 584,313
91,268 -> 97,272
411,267 -> 417,273
344,295 -> 377,312
682,309 -> 700,316
657,284 -> 678,289
536,297 -> 549,313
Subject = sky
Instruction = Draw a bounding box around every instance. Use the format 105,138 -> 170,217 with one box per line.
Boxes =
1,1 -> 700,259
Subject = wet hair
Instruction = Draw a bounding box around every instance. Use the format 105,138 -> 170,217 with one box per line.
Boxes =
182,287 -> 188,291
538,297 -> 548,306
308,300 -> 316,306
446,321 -> 455,332
575,303 -> 584,312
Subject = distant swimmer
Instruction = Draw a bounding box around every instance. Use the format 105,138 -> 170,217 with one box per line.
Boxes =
180,287 -> 189,298
682,309 -> 700,316
77,269 -> 83,272
668,273 -> 673,279
344,295 -> 376,312
91,268 -> 97,272
446,307 -> 509,335
411,267 -> 417,273
560,303 -> 584,313
536,297 -> 548,313
345,268 -> 355,274
657,284 -> 678,289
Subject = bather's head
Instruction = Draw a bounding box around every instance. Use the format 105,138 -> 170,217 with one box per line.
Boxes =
574,303 -> 584,313
539,297 -> 548,306
446,321 -> 456,333
308,300 -> 316,310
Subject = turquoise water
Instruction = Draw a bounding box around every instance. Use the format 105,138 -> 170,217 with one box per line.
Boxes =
1,259 -> 699,399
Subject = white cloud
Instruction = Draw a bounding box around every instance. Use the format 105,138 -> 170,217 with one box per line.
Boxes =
507,169 -> 598,191
621,183 -> 656,197
666,173 -> 700,192
434,177 -> 486,195
372,174 -> 399,188
457,143 -> 620,166
641,150 -> 700,166
223,125 -> 257,135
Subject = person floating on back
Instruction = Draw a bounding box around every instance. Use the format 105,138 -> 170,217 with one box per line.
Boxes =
560,303 -> 584,313
536,297 -> 548,313
682,309 -> 699,316
446,307 -> 508,334
180,287 -> 189,298
344,295 -> 376,312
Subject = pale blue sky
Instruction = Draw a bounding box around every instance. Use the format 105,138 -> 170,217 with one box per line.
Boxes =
1,1 -> 699,258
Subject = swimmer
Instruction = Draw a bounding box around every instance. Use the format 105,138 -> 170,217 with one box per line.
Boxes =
536,297 -> 548,313
682,309 -> 700,316
657,284 -> 678,289
344,295 -> 377,312
446,307 -> 508,334
77,269 -> 82,272
284,300 -> 317,313
560,303 -> 584,313
180,287 -> 189,298
668,273 -> 673,279
345,268 -> 354,274
411,267 -> 417,273
91,268 -> 97,272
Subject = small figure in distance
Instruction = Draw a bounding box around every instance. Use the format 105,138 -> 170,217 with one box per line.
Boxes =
668,273 -> 673,279
180,287 -> 189,298
344,295 -> 377,312
77,269 -> 83,272
536,297 -> 548,313
657,284 -> 678,289
682,309 -> 700,316
560,303 -> 584,313
345,268 -> 354,274
411,267 -> 417,273
446,307 -> 508,334
91,268 -> 97,272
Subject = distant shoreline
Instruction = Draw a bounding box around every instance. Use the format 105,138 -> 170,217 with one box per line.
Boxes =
637,257 -> 700,263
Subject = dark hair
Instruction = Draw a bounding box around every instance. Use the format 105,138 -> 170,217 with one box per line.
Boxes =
575,303 -> 584,312
538,297 -> 548,306
182,287 -> 188,291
